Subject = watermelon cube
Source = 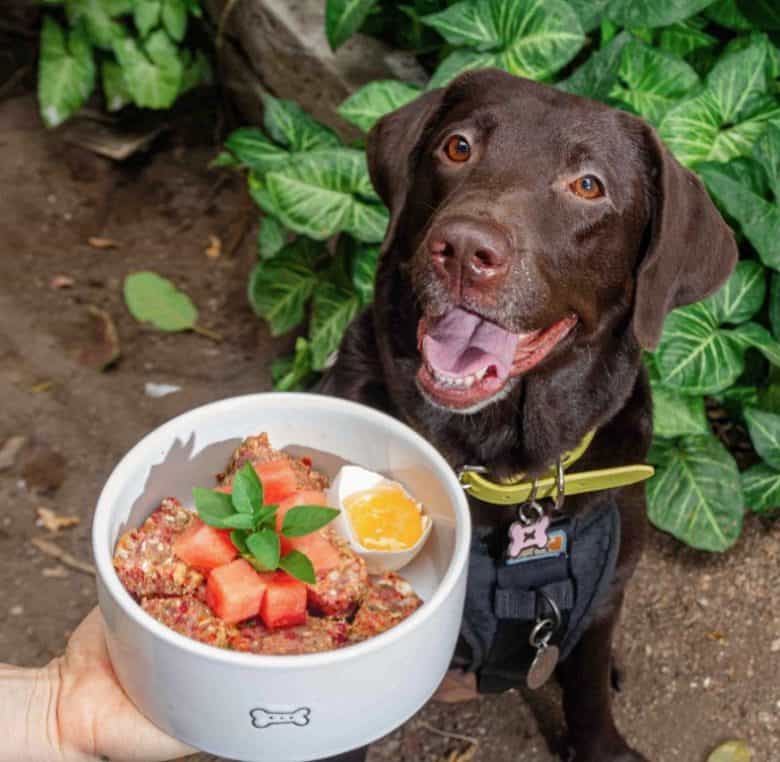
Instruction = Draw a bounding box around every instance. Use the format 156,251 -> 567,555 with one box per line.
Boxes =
172,518 -> 237,571
254,460 -> 298,504
259,572 -> 307,629
206,559 -> 269,625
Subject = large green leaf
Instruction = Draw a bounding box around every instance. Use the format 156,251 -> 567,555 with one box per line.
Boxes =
738,0 -> 780,30
659,39 -> 780,167
351,242 -> 380,304
310,282 -> 361,370
656,302 -> 744,394
124,271 -> 197,331
256,215 -> 287,259
698,163 -> 780,269
605,0 -> 716,28
272,337 -> 317,391
610,39 -> 700,125
259,150 -> 388,243
338,80 -> 422,132
705,0 -> 752,30
247,239 -> 320,336
325,0 -> 378,50
224,128 -> 291,174
262,95 -> 341,153
651,384 -> 710,438
38,16 -> 96,128
744,407 -> 780,469
423,0 -> 584,86
557,32 -> 630,100
703,260 -> 766,325
731,322 -> 780,366
162,0 -> 188,41
101,60 -> 131,112
65,0 -> 130,50
113,30 -> 183,109
566,0 -> 610,32
647,434 -> 744,551
753,122 -> 780,201
134,0 -> 161,37
427,49 -> 497,90
741,462 -> 780,514
657,19 -> 717,59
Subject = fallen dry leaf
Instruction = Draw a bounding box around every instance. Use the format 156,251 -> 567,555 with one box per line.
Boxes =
30,380 -> 54,393
77,305 -> 120,370
432,669 -> 480,703
31,537 -> 95,575
439,745 -> 478,762
51,274 -> 75,289
707,740 -> 753,762
36,507 -> 80,532
205,234 -> 222,259
0,436 -> 27,471
88,236 -> 118,250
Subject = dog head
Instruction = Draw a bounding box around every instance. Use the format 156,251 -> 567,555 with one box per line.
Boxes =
368,69 -> 736,418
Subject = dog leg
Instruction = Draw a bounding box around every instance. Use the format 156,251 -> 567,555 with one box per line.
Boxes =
557,600 -> 648,762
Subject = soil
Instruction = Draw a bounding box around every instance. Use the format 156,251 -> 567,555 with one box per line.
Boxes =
1,65 -> 778,762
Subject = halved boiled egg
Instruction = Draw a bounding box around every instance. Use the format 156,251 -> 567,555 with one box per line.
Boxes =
328,465 -> 432,573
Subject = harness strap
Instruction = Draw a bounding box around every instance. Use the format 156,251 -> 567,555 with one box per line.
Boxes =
494,579 -> 574,620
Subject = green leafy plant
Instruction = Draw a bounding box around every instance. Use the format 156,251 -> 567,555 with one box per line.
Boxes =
194,462 -> 339,583
38,0 -> 210,127
221,0 -> 780,548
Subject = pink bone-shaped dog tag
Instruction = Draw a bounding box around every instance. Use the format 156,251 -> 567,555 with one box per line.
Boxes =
508,514 -> 551,557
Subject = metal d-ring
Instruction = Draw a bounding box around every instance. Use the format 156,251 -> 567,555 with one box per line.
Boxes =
537,589 -> 563,633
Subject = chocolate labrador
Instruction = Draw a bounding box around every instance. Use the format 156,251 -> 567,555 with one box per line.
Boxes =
319,68 -> 737,761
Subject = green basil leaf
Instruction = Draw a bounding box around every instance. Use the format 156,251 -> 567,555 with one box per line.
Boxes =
310,281 -> 361,370
422,0 -> 584,84
231,529 -> 249,554
272,337 -> 317,392
744,407 -> 780,469
262,94 -> 341,153
610,39 -> 700,125
123,271 -> 198,331
278,549 -> 316,584
656,302 -> 745,394
193,487 -> 236,528
606,0 -> 715,28
703,260 -> 767,325
38,16 -> 96,128
698,164 -> 780,269
248,238 -> 320,336
102,60 -> 131,112
259,150 -> 388,243
338,80 -> 422,132
325,0 -> 378,50
161,0 -> 188,41
281,506 -> 340,537
219,513 -> 257,530
557,31 -> 630,100
246,528 -> 281,571
651,384 -> 710,438
741,462 -> 780,515
253,504 -> 278,530
231,462 -> 264,514
257,216 -> 287,259
647,433 -> 744,552
113,30 -> 183,110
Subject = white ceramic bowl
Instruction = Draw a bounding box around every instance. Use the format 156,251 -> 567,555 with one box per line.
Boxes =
92,393 -> 471,762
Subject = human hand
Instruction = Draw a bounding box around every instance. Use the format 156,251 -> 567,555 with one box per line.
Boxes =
5,607 -> 194,762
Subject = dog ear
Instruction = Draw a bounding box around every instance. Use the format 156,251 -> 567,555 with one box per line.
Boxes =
632,126 -> 738,350
367,88 -> 444,246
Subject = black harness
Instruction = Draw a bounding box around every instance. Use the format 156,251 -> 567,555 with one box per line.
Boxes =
453,498 -> 621,693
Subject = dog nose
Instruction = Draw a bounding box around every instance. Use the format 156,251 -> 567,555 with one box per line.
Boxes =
428,218 -> 510,291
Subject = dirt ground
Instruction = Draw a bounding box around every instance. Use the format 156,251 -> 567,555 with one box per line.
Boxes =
1,76 -> 779,762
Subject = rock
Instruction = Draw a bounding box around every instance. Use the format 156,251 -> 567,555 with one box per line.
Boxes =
20,441 -> 66,494
0,436 -> 26,471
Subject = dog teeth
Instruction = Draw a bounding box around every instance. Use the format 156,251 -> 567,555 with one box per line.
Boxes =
428,365 -> 490,389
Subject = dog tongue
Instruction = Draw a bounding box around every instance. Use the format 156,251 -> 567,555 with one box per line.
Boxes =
422,308 -> 521,380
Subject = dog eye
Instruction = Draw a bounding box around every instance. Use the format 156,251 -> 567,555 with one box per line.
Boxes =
443,135 -> 471,163
570,175 -> 604,200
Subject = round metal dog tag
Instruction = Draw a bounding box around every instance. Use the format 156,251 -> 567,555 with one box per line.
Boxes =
527,644 -> 559,690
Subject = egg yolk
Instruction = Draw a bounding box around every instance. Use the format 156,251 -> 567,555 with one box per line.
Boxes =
344,483 -> 423,551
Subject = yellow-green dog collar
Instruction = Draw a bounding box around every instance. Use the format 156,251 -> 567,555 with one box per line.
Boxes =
458,429 -> 655,505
